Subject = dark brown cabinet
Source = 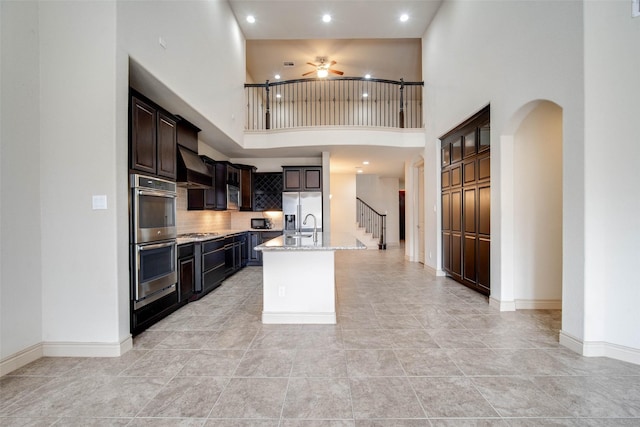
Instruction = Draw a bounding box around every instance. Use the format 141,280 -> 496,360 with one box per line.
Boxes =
156,112 -> 177,179
283,166 -> 322,191
253,172 -> 283,211
441,106 -> 490,295
247,231 -> 280,266
238,164 -> 256,211
187,182 -> 216,210
177,243 -> 195,304
224,233 -> 247,275
129,92 -> 177,180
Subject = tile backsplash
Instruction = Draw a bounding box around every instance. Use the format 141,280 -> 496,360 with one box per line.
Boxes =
176,188 -> 231,234
176,188 -> 283,233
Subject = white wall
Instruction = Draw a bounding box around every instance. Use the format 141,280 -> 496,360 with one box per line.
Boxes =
581,0 -> 640,356
423,0 -> 640,361
513,102 -> 563,306
422,0 -> 584,326
118,0 -> 246,145
39,1 -> 124,351
0,1 -> 43,365
356,174 -> 400,246
330,174 -> 357,235
1,0 -> 249,368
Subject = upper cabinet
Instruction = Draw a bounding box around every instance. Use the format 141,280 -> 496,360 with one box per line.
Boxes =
238,164 -> 256,211
253,172 -> 283,211
283,166 -> 322,191
130,92 -> 177,180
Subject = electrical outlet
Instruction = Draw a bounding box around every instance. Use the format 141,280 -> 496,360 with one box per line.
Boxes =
278,286 -> 286,297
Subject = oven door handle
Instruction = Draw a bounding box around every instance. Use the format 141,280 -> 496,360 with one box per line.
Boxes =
137,189 -> 177,198
137,241 -> 176,252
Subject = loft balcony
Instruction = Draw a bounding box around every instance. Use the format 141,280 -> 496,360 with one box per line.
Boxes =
244,77 -> 423,131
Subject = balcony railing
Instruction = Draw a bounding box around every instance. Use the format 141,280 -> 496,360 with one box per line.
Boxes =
245,77 -> 423,131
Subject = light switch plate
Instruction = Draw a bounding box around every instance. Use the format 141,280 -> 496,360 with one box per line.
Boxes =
92,195 -> 107,210
634,0 -> 640,18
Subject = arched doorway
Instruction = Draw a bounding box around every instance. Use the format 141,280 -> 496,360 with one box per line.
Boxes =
503,100 -> 563,309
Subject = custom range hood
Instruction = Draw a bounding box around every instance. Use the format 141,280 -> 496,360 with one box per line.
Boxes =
176,146 -> 212,188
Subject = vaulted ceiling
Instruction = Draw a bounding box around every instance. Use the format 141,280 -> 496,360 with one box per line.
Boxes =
228,0 -> 443,178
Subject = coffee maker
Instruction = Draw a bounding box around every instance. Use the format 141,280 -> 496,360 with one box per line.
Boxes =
285,214 -> 296,231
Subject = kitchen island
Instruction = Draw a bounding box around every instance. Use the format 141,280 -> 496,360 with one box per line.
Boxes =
256,232 -> 366,324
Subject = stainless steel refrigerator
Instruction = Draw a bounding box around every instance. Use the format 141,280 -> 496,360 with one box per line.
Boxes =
282,191 -> 322,232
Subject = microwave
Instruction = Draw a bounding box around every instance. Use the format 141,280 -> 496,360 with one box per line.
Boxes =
251,218 -> 271,229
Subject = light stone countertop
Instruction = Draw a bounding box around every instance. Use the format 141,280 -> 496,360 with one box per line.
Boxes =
177,229 -> 284,245
256,232 -> 366,251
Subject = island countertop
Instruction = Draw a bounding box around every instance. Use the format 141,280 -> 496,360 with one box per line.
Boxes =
256,232 -> 366,251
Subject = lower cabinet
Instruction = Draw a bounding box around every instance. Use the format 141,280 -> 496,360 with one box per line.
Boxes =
225,233 -> 247,276
201,238 -> 226,294
177,243 -> 195,304
247,231 -> 281,266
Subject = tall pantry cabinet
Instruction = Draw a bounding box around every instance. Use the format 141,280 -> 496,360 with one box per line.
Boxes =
441,106 -> 490,295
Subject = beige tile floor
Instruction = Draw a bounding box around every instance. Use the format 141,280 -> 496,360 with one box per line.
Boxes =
2,247 -> 640,426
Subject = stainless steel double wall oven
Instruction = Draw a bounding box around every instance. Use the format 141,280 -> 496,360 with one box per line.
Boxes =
130,174 -> 178,310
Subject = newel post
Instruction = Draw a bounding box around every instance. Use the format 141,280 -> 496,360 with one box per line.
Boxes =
398,78 -> 405,129
265,80 -> 271,130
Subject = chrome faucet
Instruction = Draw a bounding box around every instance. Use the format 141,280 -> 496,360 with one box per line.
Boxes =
303,213 -> 318,243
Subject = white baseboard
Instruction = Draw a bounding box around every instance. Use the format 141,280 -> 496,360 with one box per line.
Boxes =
560,330 -> 640,366
422,264 -> 446,277
0,343 -> 43,376
1,336 -> 134,376
262,311 -> 336,324
490,297 -> 516,311
515,299 -> 562,310
42,335 -> 133,358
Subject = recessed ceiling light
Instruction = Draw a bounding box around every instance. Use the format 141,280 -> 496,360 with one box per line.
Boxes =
362,93 -> 368,98
364,74 -> 371,79
275,74 -> 281,79
246,15 -> 256,23
363,161 -> 369,165
400,14 -> 409,22
276,94 -> 281,98
357,169 -> 363,174
322,14 -> 331,23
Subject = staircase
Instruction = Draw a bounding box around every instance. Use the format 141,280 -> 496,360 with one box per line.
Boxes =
356,197 -> 387,250
354,224 -> 380,249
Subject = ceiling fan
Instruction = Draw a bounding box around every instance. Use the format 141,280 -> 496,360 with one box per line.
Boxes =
302,57 -> 344,78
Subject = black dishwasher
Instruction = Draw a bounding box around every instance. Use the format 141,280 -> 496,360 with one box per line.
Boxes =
196,237 -> 225,295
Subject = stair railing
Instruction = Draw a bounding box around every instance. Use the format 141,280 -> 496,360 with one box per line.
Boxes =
356,197 -> 387,250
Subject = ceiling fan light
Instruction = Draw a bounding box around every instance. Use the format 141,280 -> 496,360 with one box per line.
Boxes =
317,69 -> 329,78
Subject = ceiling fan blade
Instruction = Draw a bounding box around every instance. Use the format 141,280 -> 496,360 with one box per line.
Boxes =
306,62 -> 318,67
329,69 -> 344,76
329,60 -> 337,66
302,70 -> 316,76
